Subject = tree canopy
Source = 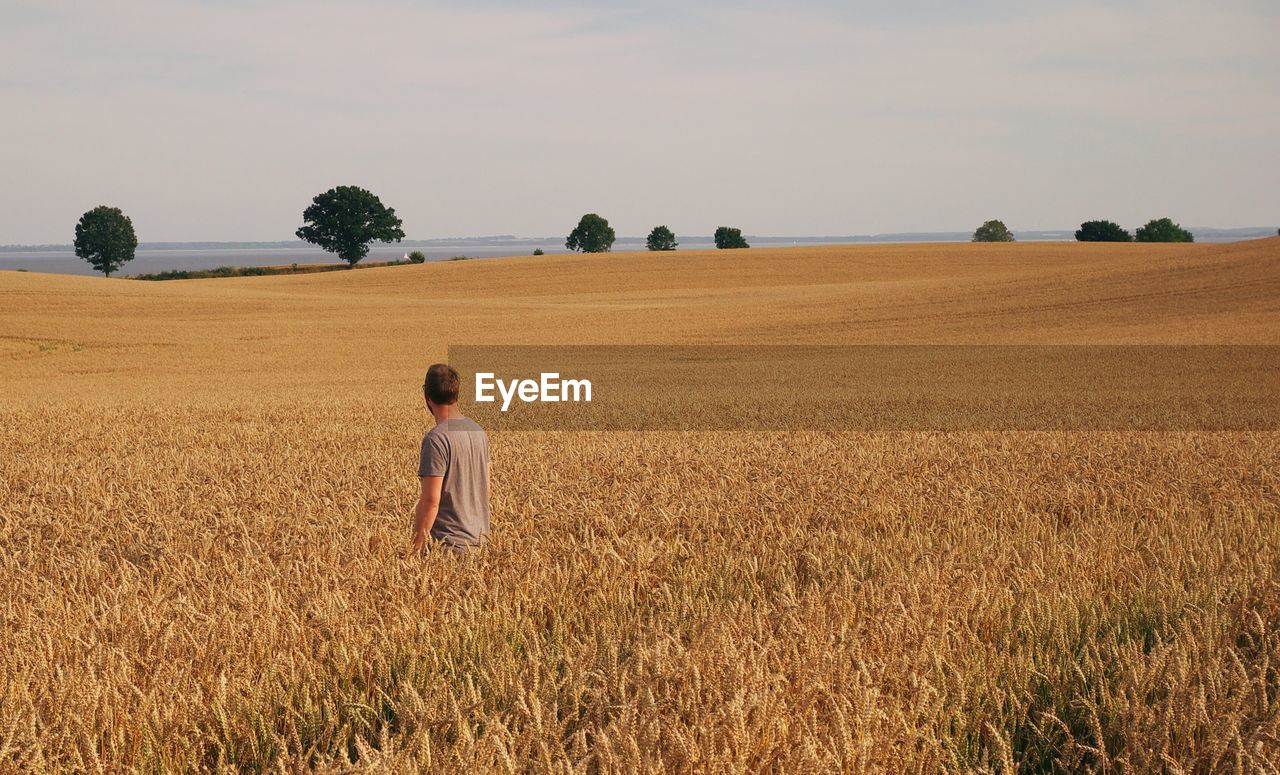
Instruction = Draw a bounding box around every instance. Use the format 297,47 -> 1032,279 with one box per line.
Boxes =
1135,218 -> 1194,243
972,220 -> 1015,242
565,214 -> 616,253
714,227 -> 749,249
295,186 -> 405,266
646,225 -> 678,251
1075,220 -> 1133,242
74,206 -> 138,277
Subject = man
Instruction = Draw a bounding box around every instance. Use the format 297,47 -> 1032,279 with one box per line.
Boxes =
411,363 -> 491,555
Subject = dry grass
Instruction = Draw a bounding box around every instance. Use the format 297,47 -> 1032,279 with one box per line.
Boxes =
2,240 -> 1278,772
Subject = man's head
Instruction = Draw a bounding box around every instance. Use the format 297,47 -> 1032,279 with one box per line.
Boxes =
423,363 -> 461,408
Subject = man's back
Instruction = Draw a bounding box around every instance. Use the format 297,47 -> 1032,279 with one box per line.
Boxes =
418,416 -> 491,548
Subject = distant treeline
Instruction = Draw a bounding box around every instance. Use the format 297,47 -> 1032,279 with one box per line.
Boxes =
51,183 -> 1280,277
9,227 -> 1275,253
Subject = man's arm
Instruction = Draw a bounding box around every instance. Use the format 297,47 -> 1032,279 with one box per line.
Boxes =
411,475 -> 444,553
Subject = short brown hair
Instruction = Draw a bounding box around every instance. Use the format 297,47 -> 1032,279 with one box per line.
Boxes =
424,363 -> 461,405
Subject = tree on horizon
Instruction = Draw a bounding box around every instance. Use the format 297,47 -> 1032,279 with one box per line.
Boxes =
74,206 -> 138,277
714,226 -> 749,249
646,225 -> 678,251
1076,220 -> 1133,242
1135,218 -> 1194,243
295,186 -> 405,267
566,214 -> 616,253
972,220 -> 1015,242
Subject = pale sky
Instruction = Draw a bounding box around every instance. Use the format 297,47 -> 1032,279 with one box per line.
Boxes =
1,0 -> 1277,243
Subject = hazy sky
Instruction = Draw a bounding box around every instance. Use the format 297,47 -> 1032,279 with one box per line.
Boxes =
2,0 -> 1277,243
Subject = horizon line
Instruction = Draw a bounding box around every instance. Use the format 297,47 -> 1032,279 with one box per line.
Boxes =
4,226 -> 1276,251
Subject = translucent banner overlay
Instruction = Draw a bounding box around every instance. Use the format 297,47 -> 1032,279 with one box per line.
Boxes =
448,346 -> 1280,431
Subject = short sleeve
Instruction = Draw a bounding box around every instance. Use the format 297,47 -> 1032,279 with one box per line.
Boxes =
418,433 -> 449,477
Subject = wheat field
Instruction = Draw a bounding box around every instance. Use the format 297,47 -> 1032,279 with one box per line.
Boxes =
2,240 -> 1278,772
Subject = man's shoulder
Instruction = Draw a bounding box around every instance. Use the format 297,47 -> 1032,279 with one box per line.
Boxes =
422,424 -> 450,455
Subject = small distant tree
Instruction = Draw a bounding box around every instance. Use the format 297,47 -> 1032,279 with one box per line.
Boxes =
566,214 -> 615,253
714,226 -> 749,249
295,186 -> 405,267
407,250 -> 426,264
1075,220 -> 1133,242
74,206 -> 138,277
1135,218 -> 1194,243
533,248 -> 545,256
646,225 -> 678,251
973,220 -> 1015,242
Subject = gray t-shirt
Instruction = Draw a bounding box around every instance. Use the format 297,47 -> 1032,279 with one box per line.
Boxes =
418,416 -> 491,548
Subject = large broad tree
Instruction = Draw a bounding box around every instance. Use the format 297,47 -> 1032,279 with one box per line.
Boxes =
296,186 -> 405,267
646,225 -> 678,251
714,226 -> 749,249
1135,218 -> 1194,243
1075,220 -> 1133,242
566,213 -> 616,253
972,220 -> 1015,242
74,206 -> 138,277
